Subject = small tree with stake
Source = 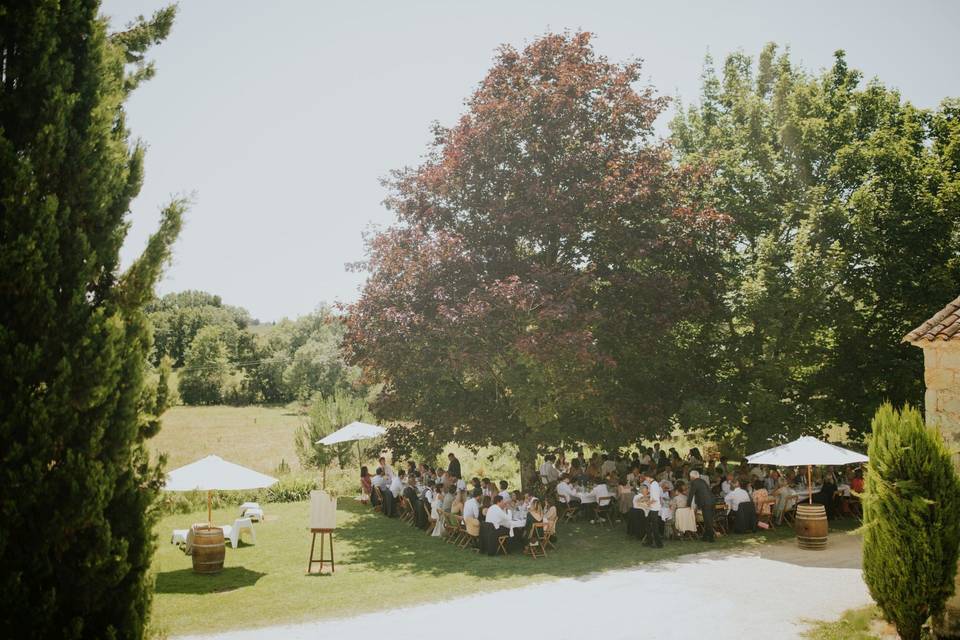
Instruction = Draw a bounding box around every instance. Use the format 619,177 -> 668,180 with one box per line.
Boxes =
862,403 -> 960,640
295,391 -> 373,488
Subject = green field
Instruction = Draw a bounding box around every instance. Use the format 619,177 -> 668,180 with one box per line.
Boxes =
149,405 -> 801,637
150,405 -> 306,474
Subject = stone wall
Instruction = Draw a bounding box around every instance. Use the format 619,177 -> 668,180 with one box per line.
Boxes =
920,342 -> 960,467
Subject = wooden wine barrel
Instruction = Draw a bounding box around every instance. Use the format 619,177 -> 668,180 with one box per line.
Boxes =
795,503 -> 828,550
192,526 -> 225,573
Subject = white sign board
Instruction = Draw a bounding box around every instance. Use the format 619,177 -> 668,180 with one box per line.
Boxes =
309,490 -> 337,530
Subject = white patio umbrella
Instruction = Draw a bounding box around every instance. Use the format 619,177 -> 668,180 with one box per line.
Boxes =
165,455 -> 278,523
747,436 -> 868,504
317,421 -> 387,445
317,421 -> 387,464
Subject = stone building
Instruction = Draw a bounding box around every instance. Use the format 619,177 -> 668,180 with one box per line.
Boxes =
904,294 -> 960,467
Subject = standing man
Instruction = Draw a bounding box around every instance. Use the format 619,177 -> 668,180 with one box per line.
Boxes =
447,452 -> 462,481
642,468 -> 663,548
688,470 -> 715,542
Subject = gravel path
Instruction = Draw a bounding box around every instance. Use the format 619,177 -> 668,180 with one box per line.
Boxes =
177,534 -> 871,640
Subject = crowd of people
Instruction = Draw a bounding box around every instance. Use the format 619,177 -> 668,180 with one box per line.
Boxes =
360,453 -> 559,555
542,446 -> 864,541
358,445 -> 865,554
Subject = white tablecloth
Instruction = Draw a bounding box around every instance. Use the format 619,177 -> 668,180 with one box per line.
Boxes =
574,491 -> 596,504
506,518 -> 526,537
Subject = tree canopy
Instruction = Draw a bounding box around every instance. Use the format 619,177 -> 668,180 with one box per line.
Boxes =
672,44 -> 960,447
345,32 -> 728,479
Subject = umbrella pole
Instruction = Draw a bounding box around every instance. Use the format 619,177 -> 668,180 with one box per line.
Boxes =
357,440 -> 362,466
207,489 -> 212,524
807,464 -> 813,505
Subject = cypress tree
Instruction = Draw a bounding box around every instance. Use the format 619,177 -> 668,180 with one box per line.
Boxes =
0,2 -> 183,637
862,403 -> 960,640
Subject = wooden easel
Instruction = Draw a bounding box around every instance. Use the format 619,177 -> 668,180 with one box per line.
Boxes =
307,528 -> 334,574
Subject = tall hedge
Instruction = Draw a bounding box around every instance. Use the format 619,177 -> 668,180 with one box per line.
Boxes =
0,2 -> 181,637
862,403 -> 960,640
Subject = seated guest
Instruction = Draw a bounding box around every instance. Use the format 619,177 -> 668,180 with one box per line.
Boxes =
419,463 -> 433,485
390,469 -> 404,498
586,457 -> 601,481
527,497 -> 544,528
483,495 -> 515,555
556,452 -> 570,474
403,477 -> 420,524
850,469 -> 864,494
813,473 -> 839,519
617,478 -> 634,516
724,479 -> 752,513
498,480 -> 511,502
542,497 -> 558,539
626,464 -> 641,487
463,488 -> 481,522
442,484 -> 456,513
752,479 -> 773,519
481,478 -> 493,497
452,489 -> 465,515
720,472 -> 735,497
371,467 -> 388,503
430,487 -> 446,536
406,460 -> 418,479
480,495 -> 491,519
600,454 -> 617,477
360,466 -> 372,503
589,479 -> 611,523
765,469 -> 780,492
471,477 -> 482,494
556,474 -> 580,509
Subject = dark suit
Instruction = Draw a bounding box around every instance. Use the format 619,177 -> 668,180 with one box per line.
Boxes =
448,458 -> 462,479
688,477 -> 715,541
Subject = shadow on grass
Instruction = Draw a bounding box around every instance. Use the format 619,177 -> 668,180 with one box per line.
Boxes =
333,501 -> 812,581
155,566 -> 267,594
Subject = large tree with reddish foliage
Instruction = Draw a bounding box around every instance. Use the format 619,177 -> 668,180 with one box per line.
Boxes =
345,33 -> 728,483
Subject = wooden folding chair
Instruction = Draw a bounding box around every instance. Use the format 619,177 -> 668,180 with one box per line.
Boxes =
496,534 -> 510,555
372,486 -> 384,513
398,496 -> 412,523
559,495 -> 578,523
714,503 -> 729,535
593,495 -> 614,526
525,522 -> 548,558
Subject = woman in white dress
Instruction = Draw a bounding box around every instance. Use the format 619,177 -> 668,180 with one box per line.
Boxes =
430,489 -> 446,537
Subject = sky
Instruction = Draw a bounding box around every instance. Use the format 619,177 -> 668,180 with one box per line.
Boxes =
102,0 -> 960,322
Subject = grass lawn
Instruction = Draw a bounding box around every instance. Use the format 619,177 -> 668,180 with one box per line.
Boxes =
803,606 -> 887,639
151,498 -> 818,637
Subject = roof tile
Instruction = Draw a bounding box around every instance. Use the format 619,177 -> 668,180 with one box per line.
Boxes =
904,295 -> 960,343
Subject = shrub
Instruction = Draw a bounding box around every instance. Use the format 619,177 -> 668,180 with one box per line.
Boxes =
862,403 -> 960,640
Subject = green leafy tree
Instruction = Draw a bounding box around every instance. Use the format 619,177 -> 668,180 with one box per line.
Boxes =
862,404 -> 960,640
345,33 -> 727,487
178,325 -> 232,405
295,391 -> 374,487
146,291 -> 251,367
0,3 -> 182,637
672,45 -> 960,446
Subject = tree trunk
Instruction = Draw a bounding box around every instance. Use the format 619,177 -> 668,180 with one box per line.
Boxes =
518,441 -> 537,493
